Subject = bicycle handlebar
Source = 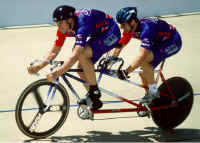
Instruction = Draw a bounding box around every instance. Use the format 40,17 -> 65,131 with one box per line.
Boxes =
30,56 -> 124,77
30,59 -> 64,67
29,59 -> 64,76
97,56 -> 124,71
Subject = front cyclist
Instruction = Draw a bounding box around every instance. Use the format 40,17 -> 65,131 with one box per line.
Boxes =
110,7 -> 182,104
27,5 -> 121,110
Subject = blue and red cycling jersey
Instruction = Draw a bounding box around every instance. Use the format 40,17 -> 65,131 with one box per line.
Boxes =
55,9 -> 113,47
120,17 -> 177,50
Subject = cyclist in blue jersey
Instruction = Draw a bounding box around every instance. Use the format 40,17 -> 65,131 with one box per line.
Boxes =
108,7 -> 182,105
27,5 -> 121,110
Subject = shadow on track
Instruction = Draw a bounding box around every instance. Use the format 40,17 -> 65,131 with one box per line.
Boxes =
24,127 -> 200,142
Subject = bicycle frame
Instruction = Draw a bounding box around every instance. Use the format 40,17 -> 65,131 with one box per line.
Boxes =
46,59 -> 178,115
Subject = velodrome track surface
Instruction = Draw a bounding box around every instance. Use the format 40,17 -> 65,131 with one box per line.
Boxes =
0,14 -> 200,142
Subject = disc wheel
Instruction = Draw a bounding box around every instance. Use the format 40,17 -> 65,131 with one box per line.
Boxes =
151,77 -> 194,130
15,79 -> 70,139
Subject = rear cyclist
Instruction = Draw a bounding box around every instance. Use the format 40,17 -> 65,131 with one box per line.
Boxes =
109,7 -> 182,104
27,5 -> 121,110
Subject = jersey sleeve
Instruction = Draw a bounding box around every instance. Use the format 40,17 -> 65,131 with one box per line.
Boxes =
54,29 -> 68,47
119,31 -> 132,45
74,26 -> 89,47
140,23 -> 156,50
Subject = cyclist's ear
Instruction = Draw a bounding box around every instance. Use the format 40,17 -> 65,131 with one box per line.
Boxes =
67,17 -> 73,23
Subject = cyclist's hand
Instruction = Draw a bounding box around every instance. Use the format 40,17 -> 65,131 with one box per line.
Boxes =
46,72 -> 57,83
98,56 -> 118,69
98,59 -> 110,70
117,69 -> 130,80
27,65 -> 41,74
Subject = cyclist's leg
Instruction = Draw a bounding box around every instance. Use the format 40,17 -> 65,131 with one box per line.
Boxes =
77,46 -> 103,109
78,21 -> 120,109
139,52 -> 160,100
78,20 -> 120,88
139,51 -> 154,93
140,51 -> 155,86
138,31 -> 182,115
78,46 -> 97,86
143,30 -> 182,85
138,52 -> 156,116
139,72 -> 148,93
83,20 -> 120,86
77,62 -> 89,91
143,30 -> 182,99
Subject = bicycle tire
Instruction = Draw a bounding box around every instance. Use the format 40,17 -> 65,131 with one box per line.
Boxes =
15,79 -> 70,139
151,77 -> 193,130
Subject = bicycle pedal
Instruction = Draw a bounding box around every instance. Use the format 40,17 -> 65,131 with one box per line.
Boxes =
137,111 -> 150,118
137,103 -> 152,118
77,105 -> 94,120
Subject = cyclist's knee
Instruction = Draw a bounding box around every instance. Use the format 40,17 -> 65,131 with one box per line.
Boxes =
79,46 -> 93,60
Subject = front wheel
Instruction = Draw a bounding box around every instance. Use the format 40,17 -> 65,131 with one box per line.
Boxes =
151,77 -> 194,130
15,79 -> 70,139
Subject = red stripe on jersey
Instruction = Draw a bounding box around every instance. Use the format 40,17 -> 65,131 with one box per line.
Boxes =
119,31 -> 132,45
54,29 -> 69,47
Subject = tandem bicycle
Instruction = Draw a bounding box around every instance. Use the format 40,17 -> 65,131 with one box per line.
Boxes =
15,56 -> 194,139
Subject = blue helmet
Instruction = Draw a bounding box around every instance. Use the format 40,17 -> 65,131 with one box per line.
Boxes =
53,5 -> 75,22
116,7 -> 137,23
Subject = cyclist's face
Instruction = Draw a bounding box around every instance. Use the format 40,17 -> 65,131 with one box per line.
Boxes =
129,19 -> 138,32
120,23 -> 131,33
56,19 -> 73,34
120,19 -> 138,33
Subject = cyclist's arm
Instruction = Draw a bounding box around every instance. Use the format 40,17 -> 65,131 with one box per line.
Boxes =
54,45 -> 83,77
38,45 -> 62,69
39,28 -> 67,69
109,43 -> 126,56
54,29 -> 88,77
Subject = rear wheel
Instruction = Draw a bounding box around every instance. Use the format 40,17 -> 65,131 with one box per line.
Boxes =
151,77 -> 193,130
15,79 -> 70,139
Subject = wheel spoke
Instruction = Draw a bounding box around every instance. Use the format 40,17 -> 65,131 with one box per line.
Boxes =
28,112 -> 43,132
32,88 -> 45,109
